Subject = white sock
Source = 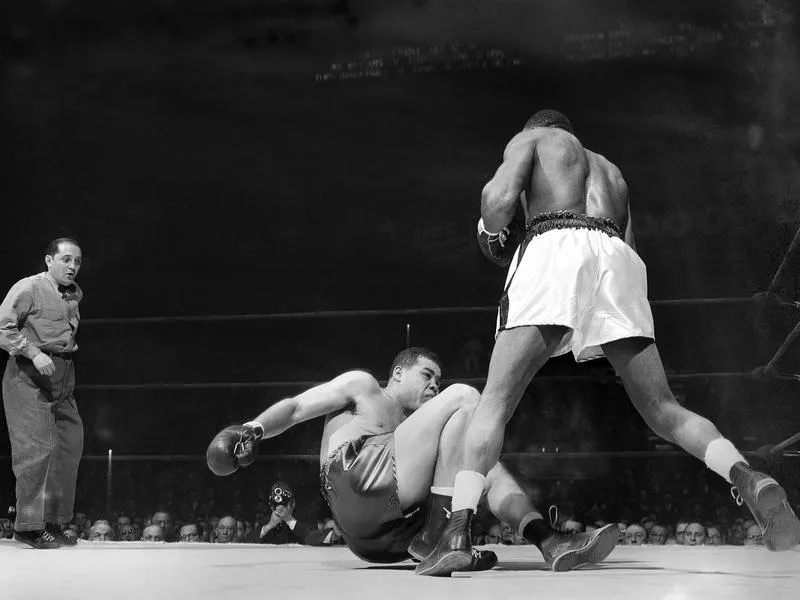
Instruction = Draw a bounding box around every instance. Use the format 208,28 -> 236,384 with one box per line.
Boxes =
704,437 -> 747,483
451,471 -> 486,512
430,486 -> 453,496
517,511 -> 544,538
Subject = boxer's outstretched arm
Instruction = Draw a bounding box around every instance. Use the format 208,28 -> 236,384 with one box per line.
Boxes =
481,132 -> 538,232
249,371 -> 378,439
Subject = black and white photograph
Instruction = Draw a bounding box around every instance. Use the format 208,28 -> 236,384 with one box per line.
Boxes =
1,1 -> 799,598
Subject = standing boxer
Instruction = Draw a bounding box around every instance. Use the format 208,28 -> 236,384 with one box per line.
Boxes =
418,110 -> 800,575
0,238 -> 84,548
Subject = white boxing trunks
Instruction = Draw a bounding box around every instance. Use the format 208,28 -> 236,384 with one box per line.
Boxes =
496,213 -> 655,362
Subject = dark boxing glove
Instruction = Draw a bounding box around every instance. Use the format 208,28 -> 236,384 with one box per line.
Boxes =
476,207 -> 525,267
206,422 -> 264,476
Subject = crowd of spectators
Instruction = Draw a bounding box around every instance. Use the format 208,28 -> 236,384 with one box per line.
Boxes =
2,450 -> 795,550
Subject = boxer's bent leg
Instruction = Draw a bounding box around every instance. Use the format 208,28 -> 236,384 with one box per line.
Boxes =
463,325 -> 567,475
485,462 -> 542,532
423,392 -> 539,524
601,337 -> 724,459
426,395 -> 541,530
395,384 -> 479,510
430,397 -> 477,490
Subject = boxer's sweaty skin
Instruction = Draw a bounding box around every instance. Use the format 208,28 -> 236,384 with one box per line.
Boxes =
481,127 -> 636,251
319,382 -> 406,467
316,360 -> 439,467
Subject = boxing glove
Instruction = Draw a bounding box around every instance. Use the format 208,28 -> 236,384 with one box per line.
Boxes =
207,422 -> 264,476
476,207 -> 526,267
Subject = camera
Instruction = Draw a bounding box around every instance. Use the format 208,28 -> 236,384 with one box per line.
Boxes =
269,486 -> 293,510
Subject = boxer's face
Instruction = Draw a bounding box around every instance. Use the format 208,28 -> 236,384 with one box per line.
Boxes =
397,357 -> 441,412
46,242 -> 82,287
119,525 -> 136,541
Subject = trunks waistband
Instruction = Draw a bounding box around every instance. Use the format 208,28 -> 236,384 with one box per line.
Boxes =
524,211 -> 623,243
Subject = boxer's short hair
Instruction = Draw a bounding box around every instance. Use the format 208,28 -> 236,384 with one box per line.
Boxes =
524,109 -> 574,134
389,347 -> 441,375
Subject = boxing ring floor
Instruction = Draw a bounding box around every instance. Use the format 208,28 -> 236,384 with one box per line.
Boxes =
1,540 -> 798,600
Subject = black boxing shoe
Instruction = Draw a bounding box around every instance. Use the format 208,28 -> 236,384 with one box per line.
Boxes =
45,523 -> 77,546
415,508 -> 474,577
13,529 -> 62,549
539,523 -> 618,572
730,462 -> 800,551
408,494 -> 450,561
410,540 -> 497,572
408,497 -> 496,572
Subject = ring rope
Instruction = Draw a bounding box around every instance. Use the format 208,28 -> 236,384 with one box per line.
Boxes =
758,319 -> 800,375
769,431 -> 800,454
78,295 -> 794,326
1,449 -> 782,463
74,371 -> 792,392
766,222 -> 800,297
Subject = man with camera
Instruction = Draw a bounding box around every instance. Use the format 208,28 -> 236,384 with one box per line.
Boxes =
258,481 -> 313,544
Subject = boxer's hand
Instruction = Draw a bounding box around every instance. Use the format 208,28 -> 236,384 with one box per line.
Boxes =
206,422 -> 264,476
477,218 -> 518,267
32,353 -> 55,376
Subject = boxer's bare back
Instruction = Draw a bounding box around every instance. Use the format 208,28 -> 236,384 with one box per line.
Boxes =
482,127 -> 635,249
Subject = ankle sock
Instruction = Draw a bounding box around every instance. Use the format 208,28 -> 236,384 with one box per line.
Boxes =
704,438 -> 747,483
451,471 -> 486,512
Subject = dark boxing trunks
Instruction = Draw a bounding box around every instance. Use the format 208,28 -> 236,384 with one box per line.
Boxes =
321,433 -> 425,563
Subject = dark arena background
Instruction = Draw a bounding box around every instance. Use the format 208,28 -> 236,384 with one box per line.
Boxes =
1,1 -> 799,598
